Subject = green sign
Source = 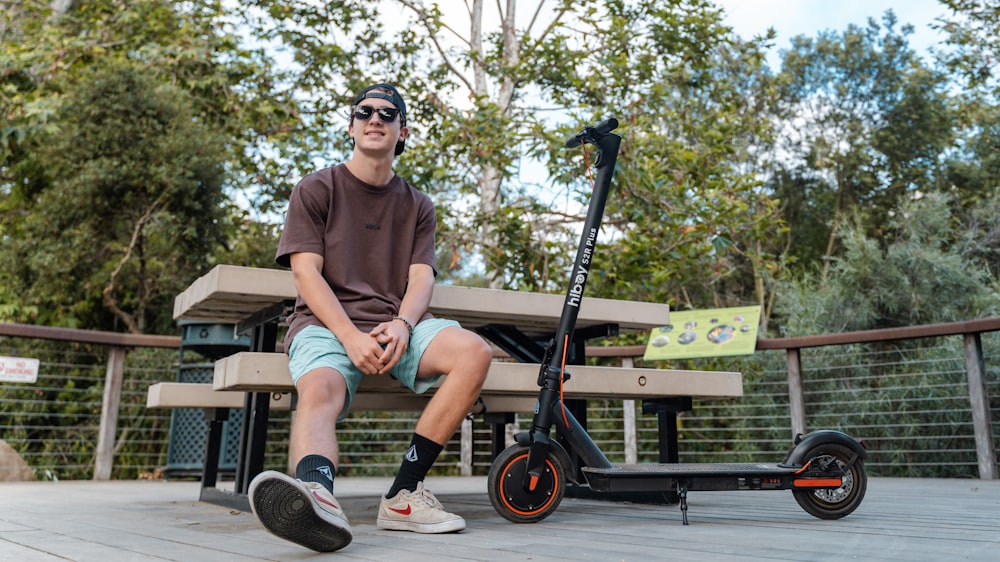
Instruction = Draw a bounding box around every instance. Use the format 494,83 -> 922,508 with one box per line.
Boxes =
643,306 -> 761,361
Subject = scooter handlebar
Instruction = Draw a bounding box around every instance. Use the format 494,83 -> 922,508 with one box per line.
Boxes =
565,118 -> 619,148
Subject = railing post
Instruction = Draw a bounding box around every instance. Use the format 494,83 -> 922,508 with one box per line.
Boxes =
786,348 -> 807,438
94,345 -> 126,480
963,333 -> 998,480
621,356 -> 637,464
460,417 -> 473,476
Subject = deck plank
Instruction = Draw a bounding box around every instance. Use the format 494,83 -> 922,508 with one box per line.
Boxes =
0,477 -> 997,561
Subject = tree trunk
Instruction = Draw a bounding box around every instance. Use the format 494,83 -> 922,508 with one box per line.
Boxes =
479,165 -> 503,287
402,0 -> 523,288
473,0 -> 519,288
50,0 -> 74,16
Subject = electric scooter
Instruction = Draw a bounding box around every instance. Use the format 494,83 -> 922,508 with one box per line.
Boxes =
487,119 -> 868,525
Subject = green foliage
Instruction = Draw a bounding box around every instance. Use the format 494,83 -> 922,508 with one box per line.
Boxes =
774,191 -> 1000,336
213,211 -> 284,269
230,0 -> 786,305
935,0 -> 1000,92
1,64 -> 228,332
771,12 -> 958,278
2,0 -> 292,171
0,0 -> 298,333
526,0 -> 785,310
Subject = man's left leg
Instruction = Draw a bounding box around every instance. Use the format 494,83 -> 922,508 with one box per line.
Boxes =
377,326 -> 491,533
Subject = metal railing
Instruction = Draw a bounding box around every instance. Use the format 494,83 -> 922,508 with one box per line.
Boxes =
1,319 -> 998,481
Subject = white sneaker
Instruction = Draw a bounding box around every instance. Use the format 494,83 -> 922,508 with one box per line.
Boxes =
249,470 -> 353,552
377,481 -> 466,533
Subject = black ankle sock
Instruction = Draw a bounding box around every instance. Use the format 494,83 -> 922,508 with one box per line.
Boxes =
295,454 -> 336,494
386,433 -> 443,498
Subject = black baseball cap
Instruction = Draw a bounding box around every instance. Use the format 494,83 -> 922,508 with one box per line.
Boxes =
352,83 -> 407,155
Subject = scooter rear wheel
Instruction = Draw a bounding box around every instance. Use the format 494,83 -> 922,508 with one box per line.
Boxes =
793,442 -> 867,519
488,444 -> 566,523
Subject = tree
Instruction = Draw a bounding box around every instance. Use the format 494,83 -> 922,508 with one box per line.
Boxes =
2,1 -> 296,179
935,0 -> 1000,93
237,0 -> 589,287
771,12 -> 956,280
545,2 -> 784,315
1,64 -> 228,332
934,1 -> 1000,277
774,191 -> 1000,335
1,0 -> 298,332
756,7 -> 1000,338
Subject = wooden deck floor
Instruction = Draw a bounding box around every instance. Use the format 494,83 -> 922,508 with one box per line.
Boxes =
1,476 -> 998,561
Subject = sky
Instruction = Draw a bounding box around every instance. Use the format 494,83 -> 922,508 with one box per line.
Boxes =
715,0 -> 950,67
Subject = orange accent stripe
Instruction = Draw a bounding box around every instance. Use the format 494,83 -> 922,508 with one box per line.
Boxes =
793,478 -> 843,488
529,474 -> 539,491
559,334 -> 569,427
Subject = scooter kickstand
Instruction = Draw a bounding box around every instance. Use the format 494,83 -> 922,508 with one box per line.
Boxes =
677,482 -> 690,525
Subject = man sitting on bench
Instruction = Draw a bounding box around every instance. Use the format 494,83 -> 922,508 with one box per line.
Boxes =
248,83 -> 491,553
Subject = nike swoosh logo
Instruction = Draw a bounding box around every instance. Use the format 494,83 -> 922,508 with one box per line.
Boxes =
312,490 -> 339,510
389,505 -> 412,515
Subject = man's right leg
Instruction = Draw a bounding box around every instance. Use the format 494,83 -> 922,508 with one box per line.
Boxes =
249,368 -> 353,552
290,368 -> 347,486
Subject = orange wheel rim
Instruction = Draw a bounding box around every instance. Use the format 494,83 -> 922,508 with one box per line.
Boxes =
498,453 -> 560,516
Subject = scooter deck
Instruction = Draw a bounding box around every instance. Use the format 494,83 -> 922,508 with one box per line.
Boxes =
582,462 -> 813,493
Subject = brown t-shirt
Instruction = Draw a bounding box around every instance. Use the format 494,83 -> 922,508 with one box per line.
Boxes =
275,164 -> 438,347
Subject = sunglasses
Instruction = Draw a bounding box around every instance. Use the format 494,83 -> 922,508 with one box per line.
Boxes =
353,104 -> 401,123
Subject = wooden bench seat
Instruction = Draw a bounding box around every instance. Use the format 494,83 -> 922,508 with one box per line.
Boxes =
213,351 -> 744,401
146,381 -> 538,414
148,354 -> 743,415
146,382 -> 291,410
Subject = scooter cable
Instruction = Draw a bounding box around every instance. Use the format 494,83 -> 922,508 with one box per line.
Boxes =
559,333 -> 570,427
581,142 -> 596,192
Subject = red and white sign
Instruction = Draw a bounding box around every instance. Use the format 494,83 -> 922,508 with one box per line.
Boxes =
0,356 -> 40,383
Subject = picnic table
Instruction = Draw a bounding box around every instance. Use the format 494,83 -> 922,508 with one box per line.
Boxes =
168,265 -> 742,509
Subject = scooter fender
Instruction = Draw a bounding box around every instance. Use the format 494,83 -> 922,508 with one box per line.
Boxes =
780,430 -> 868,468
513,431 -> 580,484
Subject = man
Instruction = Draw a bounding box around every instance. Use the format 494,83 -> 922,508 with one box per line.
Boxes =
248,83 -> 492,553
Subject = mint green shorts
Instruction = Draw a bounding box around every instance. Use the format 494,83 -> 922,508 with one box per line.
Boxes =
287,319 -> 460,420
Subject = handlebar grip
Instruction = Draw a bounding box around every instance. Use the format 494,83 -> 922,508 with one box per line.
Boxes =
565,117 -> 619,148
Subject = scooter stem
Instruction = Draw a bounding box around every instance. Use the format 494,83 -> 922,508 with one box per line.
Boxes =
525,120 -> 621,480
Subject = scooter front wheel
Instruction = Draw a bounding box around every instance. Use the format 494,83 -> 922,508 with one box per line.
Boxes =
488,444 -> 566,523
793,442 -> 867,519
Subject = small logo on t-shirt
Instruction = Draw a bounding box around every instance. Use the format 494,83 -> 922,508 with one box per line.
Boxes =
365,223 -> 381,230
